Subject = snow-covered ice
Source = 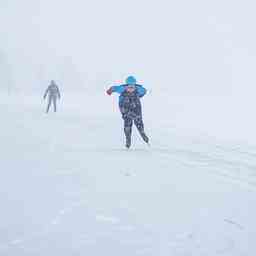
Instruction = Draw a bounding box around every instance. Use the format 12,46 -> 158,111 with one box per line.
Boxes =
0,92 -> 256,256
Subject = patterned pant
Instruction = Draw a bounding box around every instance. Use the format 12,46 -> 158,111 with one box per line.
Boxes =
122,112 -> 148,146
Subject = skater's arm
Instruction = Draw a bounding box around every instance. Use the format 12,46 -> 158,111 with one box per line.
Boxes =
112,85 -> 126,94
136,85 -> 147,97
106,85 -> 125,95
43,87 -> 49,99
57,86 -> 61,99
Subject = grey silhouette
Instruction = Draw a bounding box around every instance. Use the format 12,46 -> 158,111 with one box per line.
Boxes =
43,80 -> 61,113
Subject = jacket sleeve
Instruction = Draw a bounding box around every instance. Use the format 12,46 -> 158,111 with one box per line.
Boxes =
110,85 -> 126,94
57,86 -> 61,98
43,86 -> 49,98
136,85 -> 147,98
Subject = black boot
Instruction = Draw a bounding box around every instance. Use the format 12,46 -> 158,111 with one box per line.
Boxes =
124,127 -> 132,149
140,131 -> 149,144
126,137 -> 131,149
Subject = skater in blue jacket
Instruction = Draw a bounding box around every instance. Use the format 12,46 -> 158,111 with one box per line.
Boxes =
106,76 -> 149,148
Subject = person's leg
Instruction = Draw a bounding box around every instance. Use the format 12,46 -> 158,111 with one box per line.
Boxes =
53,96 -> 57,112
46,96 -> 52,113
134,115 -> 149,143
123,116 -> 133,148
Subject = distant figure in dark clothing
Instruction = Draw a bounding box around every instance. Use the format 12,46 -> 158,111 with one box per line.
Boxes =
43,80 -> 61,113
106,76 -> 149,149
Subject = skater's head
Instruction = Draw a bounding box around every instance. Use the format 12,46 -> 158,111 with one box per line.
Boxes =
126,84 -> 136,93
50,80 -> 56,85
125,76 -> 136,85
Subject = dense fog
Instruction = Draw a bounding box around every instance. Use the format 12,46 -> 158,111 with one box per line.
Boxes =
1,0 -> 256,95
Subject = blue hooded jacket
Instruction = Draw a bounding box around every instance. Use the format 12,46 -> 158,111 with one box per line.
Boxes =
111,84 -> 147,106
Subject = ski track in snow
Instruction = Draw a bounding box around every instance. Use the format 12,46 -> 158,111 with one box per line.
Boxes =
0,201 -> 87,250
153,142 -> 256,190
0,199 -> 142,253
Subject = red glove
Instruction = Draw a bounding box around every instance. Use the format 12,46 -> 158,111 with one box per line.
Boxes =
106,87 -> 113,95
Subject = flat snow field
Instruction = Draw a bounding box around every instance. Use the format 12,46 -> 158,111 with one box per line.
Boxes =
0,92 -> 256,256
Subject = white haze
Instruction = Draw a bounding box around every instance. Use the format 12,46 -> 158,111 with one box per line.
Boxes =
1,1 -> 256,255
1,0 -> 256,144
1,0 -> 256,95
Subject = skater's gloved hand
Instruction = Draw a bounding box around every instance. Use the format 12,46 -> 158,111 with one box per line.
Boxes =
106,87 -> 113,95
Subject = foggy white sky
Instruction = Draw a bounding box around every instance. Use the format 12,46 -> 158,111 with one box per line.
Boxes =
1,0 -> 256,94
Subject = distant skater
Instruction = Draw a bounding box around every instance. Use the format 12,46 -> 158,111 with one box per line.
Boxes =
106,76 -> 149,149
43,80 -> 61,113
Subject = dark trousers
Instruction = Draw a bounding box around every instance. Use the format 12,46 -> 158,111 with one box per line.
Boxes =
122,112 -> 148,145
46,95 -> 57,113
